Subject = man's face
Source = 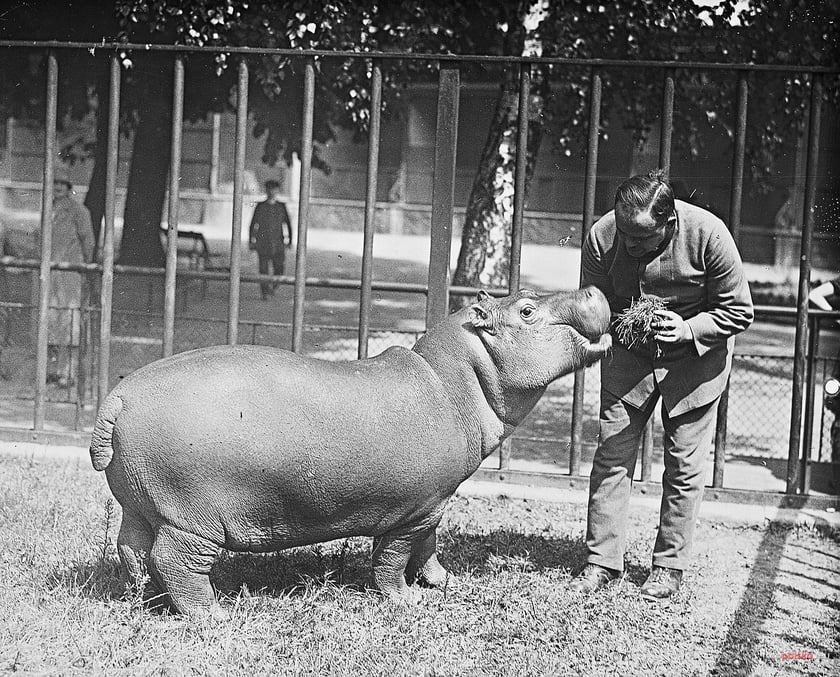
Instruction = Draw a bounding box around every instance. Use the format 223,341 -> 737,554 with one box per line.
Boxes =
53,181 -> 70,199
615,205 -> 674,257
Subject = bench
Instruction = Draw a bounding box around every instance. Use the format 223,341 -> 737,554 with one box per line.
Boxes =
159,228 -> 229,305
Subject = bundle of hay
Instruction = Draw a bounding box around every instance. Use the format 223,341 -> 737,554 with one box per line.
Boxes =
614,295 -> 666,354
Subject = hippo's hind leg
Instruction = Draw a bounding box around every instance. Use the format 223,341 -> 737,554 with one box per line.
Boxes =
405,529 -> 453,589
150,524 -> 220,616
117,510 -> 168,608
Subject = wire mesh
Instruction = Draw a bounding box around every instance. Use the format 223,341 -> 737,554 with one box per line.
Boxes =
1,268 -> 837,490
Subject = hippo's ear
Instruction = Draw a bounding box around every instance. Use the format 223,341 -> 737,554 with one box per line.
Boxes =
469,303 -> 496,335
476,289 -> 492,302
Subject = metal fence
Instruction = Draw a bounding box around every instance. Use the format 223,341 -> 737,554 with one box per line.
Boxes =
0,41 -> 838,505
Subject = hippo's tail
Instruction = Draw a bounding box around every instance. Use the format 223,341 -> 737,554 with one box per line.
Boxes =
89,393 -> 123,471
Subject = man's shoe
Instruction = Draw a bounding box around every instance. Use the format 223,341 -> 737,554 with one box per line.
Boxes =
640,566 -> 683,601
568,563 -> 621,594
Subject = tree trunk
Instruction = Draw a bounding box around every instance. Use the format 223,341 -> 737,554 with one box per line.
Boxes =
450,1 -> 548,310
84,67 -> 110,249
117,57 -> 174,267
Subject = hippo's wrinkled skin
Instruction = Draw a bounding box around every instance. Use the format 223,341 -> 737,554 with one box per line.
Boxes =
90,287 -> 611,614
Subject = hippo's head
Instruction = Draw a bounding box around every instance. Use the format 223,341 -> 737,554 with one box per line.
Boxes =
468,286 -> 612,389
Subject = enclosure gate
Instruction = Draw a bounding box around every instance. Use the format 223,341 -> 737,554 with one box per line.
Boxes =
0,41 -> 837,507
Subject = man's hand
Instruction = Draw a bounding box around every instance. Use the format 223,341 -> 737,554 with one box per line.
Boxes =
653,310 -> 692,343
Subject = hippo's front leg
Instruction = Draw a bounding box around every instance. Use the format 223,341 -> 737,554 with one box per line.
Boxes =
371,530 -> 425,603
405,529 -> 452,589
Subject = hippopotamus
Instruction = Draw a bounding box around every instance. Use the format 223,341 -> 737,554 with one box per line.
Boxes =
89,287 -> 611,615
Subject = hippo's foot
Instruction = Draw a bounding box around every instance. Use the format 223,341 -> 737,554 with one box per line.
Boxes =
404,529 -> 454,590
408,552 -> 454,589
380,584 -> 423,605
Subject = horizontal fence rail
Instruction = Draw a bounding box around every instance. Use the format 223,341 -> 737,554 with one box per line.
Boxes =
0,41 -> 838,507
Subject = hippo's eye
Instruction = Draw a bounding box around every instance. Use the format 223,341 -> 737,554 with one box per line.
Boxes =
520,304 -> 537,321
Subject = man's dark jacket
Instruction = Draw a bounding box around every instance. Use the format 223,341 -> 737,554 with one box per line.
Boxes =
582,200 -> 754,416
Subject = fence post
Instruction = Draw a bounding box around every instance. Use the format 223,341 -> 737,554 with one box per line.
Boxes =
714,69 -> 749,487
33,51 -> 58,432
162,55 -> 184,358
571,67 -> 602,476
96,54 -> 121,410
227,59 -> 248,345
637,68 -> 675,477
800,315 -> 820,493
425,67 -> 460,329
713,384 -> 729,488
658,68 -> 675,175
641,421 -> 653,482
291,58 -> 316,353
787,73 -> 823,495
358,62 -> 382,359
509,62 -> 530,295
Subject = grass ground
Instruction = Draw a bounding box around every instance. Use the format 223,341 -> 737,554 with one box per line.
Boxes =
1,450 -> 838,676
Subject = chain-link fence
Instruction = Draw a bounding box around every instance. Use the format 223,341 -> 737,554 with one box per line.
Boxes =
1,268 -> 837,482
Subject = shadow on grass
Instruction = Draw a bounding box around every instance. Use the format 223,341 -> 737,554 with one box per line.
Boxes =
710,522 -> 840,676
47,557 -> 126,602
213,528 -> 591,599
49,528 -> 590,604
709,524 -> 789,676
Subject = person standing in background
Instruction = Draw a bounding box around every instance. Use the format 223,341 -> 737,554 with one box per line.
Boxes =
48,167 -> 95,386
249,179 -> 292,301
809,275 -> 840,493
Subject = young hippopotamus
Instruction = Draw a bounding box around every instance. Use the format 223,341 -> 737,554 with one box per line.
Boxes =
90,287 -> 611,614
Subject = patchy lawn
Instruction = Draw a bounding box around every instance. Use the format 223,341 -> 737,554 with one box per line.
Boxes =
0,451 -> 837,676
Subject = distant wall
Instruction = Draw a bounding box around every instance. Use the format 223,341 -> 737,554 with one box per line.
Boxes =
1,83 -> 838,268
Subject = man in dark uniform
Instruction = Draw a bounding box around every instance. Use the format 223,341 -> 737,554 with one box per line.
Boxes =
249,179 -> 292,300
571,169 -> 754,601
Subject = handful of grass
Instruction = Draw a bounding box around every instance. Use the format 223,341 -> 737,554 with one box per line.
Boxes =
615,295 -> 667,353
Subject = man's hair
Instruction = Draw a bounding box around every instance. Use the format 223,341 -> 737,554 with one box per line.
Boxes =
614,169 -> 675,227
264,179 -> 281,191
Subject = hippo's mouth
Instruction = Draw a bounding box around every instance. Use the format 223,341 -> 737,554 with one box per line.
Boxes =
578,332 -> 612,366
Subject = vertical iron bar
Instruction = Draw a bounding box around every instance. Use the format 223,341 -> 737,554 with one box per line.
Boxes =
641,421 -> 653,482
209,112 -> 221,193
227,59 -> 248,345
425,67 -> 460,329
570,67 -> 602,476
658,68 -> 675,174
787,73 -> 822,494
713,69 -> 749,488
358,63 -> 382,359
509,62 -> 530,294
292,58 -> 316,352
801,315 -> 820,493
728,71 -> 748,244
97,55 -> 121,408
713,385 -> 729,488
638,67 -> 675,471
34,51 -> 58,431
498,63 -> 532,472
162,56 -> 184,357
